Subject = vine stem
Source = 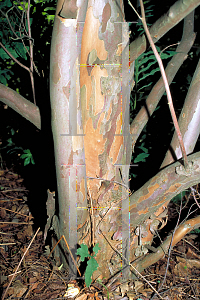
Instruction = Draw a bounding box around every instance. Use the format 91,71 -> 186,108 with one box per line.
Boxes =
128,0 -> 189,169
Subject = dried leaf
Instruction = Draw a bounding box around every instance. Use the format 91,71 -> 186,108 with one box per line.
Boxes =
120,282 -> 129,297
76,294 -> 88,300
134,280 -> 144,292
8,280 -> 27,298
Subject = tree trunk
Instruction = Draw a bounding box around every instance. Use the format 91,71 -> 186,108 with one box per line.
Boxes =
78,0 -> 134,279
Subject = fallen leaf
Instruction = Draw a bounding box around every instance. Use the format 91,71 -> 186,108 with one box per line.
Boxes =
76,294 -> 88,300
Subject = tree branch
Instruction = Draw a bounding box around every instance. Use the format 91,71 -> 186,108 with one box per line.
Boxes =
0,42 -> 30,73
131,214 -> 200,274
0,84 -> 41,129
129,0 -> 200,63
128,151 -> 200,230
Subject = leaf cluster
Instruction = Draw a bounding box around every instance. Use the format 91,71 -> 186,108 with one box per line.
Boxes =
77,243 -> 100,287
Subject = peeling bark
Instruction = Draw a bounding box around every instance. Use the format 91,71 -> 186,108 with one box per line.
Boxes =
79,0 -> 133,278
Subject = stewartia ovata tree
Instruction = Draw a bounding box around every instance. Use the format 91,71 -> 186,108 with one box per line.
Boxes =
1,0 -> 200,282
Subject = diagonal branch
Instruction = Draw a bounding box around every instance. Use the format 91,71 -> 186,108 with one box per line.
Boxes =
0,84 -> 41,129
129,0 -> 200,63
0,41 -> 30,73
128,151 -> 200,230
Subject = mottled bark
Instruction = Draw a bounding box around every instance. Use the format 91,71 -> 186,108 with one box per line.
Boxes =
79,0 -> 134,278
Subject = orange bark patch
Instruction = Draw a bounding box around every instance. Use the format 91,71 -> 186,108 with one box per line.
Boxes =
90,66 -> 108,115
138,183 -> 160,203
138,207 -> 149,215
152,197 -> 167,207
165,183 -> 182,194
80,7 -> 107,69
84,117 -> 106,178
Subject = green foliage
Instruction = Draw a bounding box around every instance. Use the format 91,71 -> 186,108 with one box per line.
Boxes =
0,0 -> 12,9
20,149 -> 35,166
132,46 -> 176,109
42,7 -> 55,24
134,144 -> 149,163
77,243 -> 100,287
0,0 -> 30,88
0,127 -> 35,166
136,1 -> 154,35
190,228 -> 200,234
32,0 -> 56,24
171,191 -> 187,204
0,0 -> 56,93
0,68 -> 14,85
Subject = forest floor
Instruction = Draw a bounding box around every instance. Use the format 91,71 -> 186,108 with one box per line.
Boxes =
0,166 -> 200,300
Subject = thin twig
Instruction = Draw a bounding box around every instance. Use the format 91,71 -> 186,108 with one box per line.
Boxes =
2,227 -> 40,300
150,200 -> 183,299
0,206 -> 30,217
182,238 -> 200,253
88,189 -> 95,247
0,221 -> 34,224
190,187 -> 200,209
27,0 -> 36,104
47,235 -> 81,277
100,229 -> 164,300
0,42 -> 30,72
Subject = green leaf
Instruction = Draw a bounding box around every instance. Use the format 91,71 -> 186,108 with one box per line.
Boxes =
93,243 -> 100,257
46,15 -> 55,24
138,68 -> 160,83
160,51 -> 176,59
0,46 -> 19,60
24,157 -> 30,166
44,6 -> 55,11
31,157 -> 35,164
14,42 -> 27,60
0,0 -> 12,9
6,138 -> 15,147
85,256 -> 99,287
137,146 -> 148,153
20,149 -> 35,165
134,153 -> 149,163
77,244 -> 89,262
0,75 -> 7,85
137,82 -> 152,92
